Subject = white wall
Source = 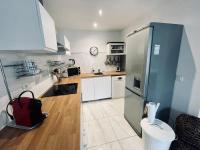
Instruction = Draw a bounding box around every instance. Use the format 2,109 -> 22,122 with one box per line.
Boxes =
58,29 -> 122,73
122,0 -> 200,121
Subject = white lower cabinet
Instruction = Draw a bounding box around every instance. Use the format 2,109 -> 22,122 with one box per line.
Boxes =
94,76 -> 112,100
81,78 -> 95,102
112,75 -> 126,98
81,76 -> 112,102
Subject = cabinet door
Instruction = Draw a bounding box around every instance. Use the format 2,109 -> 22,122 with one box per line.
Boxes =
94,76 -> 111,100
38,2 -> 57,51
0,0 -> 43,51
0,0 -> 57,52
81,78 -> 95,102
112,76 -> 126,98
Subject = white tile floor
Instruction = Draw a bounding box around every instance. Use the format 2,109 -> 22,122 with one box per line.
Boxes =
81,98 -> 143,150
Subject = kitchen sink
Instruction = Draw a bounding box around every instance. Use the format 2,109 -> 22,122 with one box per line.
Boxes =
41,83 -> 78,98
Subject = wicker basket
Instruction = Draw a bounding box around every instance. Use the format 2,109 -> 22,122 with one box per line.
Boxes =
171,114 -> 200,150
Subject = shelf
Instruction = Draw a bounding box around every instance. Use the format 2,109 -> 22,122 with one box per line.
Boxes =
111,49 -> 124,51
107,53 -> 126,56
16,69 -> 46,79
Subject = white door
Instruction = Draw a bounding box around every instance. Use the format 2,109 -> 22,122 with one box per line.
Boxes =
81,78 -> 95,102
94,76 -> 111,100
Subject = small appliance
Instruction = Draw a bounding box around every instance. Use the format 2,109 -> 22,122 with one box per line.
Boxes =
67,67 -> 81,77
68,59 -> 76,67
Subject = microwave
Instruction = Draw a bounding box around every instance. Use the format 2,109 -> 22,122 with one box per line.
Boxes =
67,67 -> 81,77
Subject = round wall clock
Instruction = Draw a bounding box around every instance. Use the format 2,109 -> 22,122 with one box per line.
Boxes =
90,46 -> 99,56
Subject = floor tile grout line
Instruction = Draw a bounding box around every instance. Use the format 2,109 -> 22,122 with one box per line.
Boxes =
84,114 -> 138,148
81,114 -> 125,123
88,135 -> 136,148
87,135 -> 138,149
81,99 -> 140,149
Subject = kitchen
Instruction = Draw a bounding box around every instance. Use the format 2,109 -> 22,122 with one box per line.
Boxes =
0,0 -> 200,150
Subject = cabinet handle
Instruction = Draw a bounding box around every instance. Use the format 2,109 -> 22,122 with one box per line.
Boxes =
118,77 -> 122,80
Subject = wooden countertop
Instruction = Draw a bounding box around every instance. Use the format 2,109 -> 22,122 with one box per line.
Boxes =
80,71 -> 126,78
0,77 -> 81,150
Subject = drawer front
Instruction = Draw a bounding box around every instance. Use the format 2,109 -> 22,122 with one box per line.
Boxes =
112,75 -> 126,81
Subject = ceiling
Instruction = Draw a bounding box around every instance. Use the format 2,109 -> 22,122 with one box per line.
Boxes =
43,0 -> 167,31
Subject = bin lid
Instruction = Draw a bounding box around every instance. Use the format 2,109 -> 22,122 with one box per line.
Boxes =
141,118 -> 175,142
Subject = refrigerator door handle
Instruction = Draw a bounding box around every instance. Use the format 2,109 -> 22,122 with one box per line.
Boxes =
125,87 -> 142,97
142,27 -> 153,98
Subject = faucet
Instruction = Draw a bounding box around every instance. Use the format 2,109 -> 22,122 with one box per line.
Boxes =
52,68 -> 62,83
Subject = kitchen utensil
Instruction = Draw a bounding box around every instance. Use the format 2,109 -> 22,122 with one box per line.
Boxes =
68,59 -> 75,67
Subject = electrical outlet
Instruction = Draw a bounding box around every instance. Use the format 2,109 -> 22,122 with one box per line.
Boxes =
176,75 -> 184,82
154,44 -> 160,55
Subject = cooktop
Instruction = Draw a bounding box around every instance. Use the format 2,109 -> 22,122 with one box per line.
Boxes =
41,83 -> 78,98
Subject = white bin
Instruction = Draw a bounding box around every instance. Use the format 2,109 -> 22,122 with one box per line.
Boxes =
141,118 -> 175,150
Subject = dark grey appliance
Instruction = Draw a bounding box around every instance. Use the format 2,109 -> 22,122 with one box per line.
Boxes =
124,22 -> 183,136
67,67 -> 81,77
41,83 -> 78,98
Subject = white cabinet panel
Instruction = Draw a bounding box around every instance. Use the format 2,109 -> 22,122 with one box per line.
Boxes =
112,76 -> 126,98
81,76 -> 112,102
94,76 -> 112,100
81,78 -> 95,102
0,0 -> 57,52
38,3 -> 57,51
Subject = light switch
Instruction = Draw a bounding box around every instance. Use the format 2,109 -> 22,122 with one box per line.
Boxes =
198,109 -> 200,118
154,44 -> 160,55
176,75 -> 184,82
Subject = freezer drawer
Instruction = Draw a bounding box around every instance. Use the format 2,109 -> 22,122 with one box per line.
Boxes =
112,75 -> 125,98
124,88 -> 144,136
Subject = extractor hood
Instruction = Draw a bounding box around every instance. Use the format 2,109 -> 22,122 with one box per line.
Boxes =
56,33 -> 71,55
56,42 -> 71,55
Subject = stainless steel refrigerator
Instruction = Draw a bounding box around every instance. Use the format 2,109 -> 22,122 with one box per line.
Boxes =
124,22 -> 183,136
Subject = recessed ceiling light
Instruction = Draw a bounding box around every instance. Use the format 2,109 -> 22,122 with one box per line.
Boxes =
93,22 -> 98,28
98,9 -> 103,16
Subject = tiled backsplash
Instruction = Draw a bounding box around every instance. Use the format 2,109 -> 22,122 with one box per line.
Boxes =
0,53 -> 68,129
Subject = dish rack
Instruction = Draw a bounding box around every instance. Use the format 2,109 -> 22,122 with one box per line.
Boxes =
4,60 -> 41,79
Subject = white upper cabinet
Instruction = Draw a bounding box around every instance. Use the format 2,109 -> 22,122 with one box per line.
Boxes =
0,0 -> 57,53
38,2 -> 57,52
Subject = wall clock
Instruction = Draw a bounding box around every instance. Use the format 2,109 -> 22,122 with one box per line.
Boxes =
90,46 -> 99,56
